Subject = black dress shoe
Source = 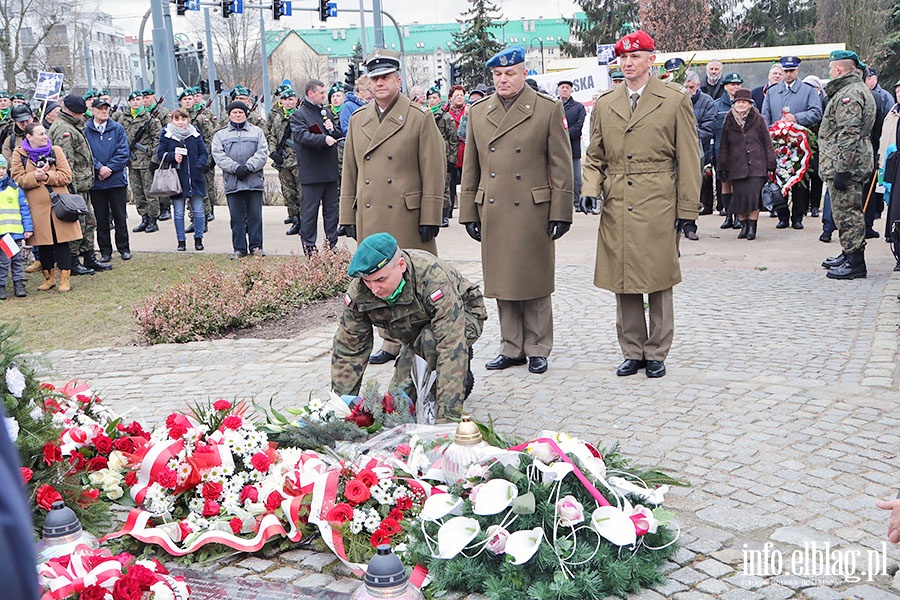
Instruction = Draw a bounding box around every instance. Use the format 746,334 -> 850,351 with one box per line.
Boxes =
485,355 -> 527,370
865,228 -> 880,239
99,254 -> 112,263
121,252 -> 132,261
528,356 -> 548,374
646,360 -> 666,378
368,350 -> 398,365
810,208 -> 819,217
685,231 -> 699,241
776,219 -> 790,229
71,263 -> 95,276
698,207 -> 713,216
819,232 -> 832,243
616,359 -> 646,376
791,218 -> 804,230
83,256 -> 112,271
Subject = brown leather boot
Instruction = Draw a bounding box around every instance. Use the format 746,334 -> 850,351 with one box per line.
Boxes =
37,269 -> 56,291
58,270 -> 71,292
24,260 -> 42,273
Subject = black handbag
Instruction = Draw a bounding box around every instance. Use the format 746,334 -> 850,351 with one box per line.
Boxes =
761,181 -> 787,211
47,185 -> 89,222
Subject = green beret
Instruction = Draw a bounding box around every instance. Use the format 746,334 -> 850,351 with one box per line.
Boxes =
427,86 -> 441,97
0,92 -> 8,99
177,89 -> 192,100
348,233 -> 399,277
280,88 -> 297,99
11,93 -> 25,101
230,85 -> 251,99
100,89 -> 110,96
829,50 -> 862,67
128,90 -> 144,100
83,89 -> 99,100
143,88 -> 155,95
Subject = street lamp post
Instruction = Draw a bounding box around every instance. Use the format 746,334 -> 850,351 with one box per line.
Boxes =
530,37 -> 544,74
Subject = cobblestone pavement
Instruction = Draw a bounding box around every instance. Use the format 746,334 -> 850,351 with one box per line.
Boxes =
36,212 -> 900,599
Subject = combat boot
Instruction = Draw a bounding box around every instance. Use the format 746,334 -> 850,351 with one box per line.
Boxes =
13,281 -> 26,297
158,207 -> 172,221
37,269 -> 56,290
132,215 -> 148,233
144,218 -> 159,233
58,269 -> 71,292
821,252 -> 846,268
826,248 -> 866,279
83,252 -> 112,271
285,217 -> 300,236
25,259 -> 42,273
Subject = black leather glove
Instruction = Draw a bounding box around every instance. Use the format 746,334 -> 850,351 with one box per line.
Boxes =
340,224 -> 357,240
833,172 -> 851,192
579,196 -> 598,214
548,221 -> 571,240
718,170 -> 729,182
464,222 -> 481,242
674,218 -> 689,233
269,150 -> 284,166
419,225 -> 440,243
235,165 -> 251,180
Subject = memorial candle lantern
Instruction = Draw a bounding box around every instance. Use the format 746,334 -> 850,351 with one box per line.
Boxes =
350,544 -> 424,600
35,501 -> 99,563
441,415 -> 489,484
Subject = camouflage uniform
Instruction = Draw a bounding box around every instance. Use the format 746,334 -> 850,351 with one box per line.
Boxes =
433,108 -> 459,218
326,104 -> 343,194
49,111 -> 95,259
265,107 -> 302,221
820,71 -> 876,253
332,249 -> 487,421
191,104 -> 218,219
120,108 -> 162,219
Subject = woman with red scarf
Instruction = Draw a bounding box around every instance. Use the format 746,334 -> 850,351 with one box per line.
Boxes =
446,85 -> 467,213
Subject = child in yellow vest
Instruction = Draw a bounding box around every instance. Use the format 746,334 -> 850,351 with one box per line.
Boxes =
0,154 -> 33,299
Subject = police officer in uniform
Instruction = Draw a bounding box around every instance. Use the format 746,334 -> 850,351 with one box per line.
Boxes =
121,90 -> 163,233
580,30 -> 701,379
459,46 -> 574,375
266,88 -> 303,235
332,233 -> 486,423
340,49 -> 447,365
819,50 -> 876,280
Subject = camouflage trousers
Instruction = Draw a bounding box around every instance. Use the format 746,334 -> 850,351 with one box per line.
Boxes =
278,162 -> 302,220
829,179 -> 866,253
130,167 -> 158,219
443,168 -> 453,213
69,191 -> 95,257
202,166 -> 216,218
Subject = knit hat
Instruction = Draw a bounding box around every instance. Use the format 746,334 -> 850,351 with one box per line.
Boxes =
0,155 -> 8,168
226,101 -> 249,115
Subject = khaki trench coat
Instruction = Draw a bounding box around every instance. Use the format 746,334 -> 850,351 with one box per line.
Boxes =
458,86 -> 574,300
10,145 -> 81,247
340,93 -> 446,255
582,77 -> 701,295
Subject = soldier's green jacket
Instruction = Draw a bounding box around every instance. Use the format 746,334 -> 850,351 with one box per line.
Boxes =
332,249 -> 486,418
265,108 -> 297,169
119,110 -> 162,169
190,106 -> 218,146
434,108 -> 459,165
49,112 -> 95,193
820,72 -> 875,182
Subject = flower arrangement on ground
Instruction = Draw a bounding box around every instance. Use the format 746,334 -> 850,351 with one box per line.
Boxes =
39,544 -> 191,600
405,432 -> 684,600
769,120 -> 813,196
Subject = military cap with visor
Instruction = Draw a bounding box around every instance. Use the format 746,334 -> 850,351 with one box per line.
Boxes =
364,49 -> 401,76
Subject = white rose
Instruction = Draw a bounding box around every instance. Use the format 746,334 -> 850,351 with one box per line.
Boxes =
5,366 -> 26,398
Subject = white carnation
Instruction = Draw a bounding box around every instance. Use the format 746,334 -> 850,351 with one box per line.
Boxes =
5,366 -> 26,398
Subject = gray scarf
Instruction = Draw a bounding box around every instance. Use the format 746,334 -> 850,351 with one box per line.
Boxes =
165,122 -> 198,143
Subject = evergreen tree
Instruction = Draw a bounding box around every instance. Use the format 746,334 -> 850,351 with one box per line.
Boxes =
560,0 -> 639,58
451,0 -> 505,88
739,0 -> 815,47
638,0 -> 711,50
351,41 -> 364,71
878,0 -> 900,88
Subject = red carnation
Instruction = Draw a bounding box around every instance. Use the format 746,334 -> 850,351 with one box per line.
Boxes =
202,481 -> 223,500
223,415 -> 243,430
126,564 -> 159,589
379,517 -> 402,535
344,479 -> 371,506
79,584 -> 108,600
213,399 -> 232,411
325,502 -> 355,523
395,496 -> 412,511
265,490 -> 282,511
92,434 -> 113,455
168,424 -> 188,439
87,456 -> 109,472
36,484 -> 63,510
42,442 -> 61,466
201,498 -> 221,517
389,507 -> 404,521
125,471 -> 138,487
250,452 -> 271,473
345,404 -> 374,428
68,451 -> 87,472
178,521 -> 193,540
370,529 -> 391,548
113,437 -> 137,453
229,517 -> 243,534
112,575 -> 143,600
20,467 -> 32,484
355,468 -> 379,487
239,485 -> 259,504
157,467 -> 178,489
78,489 -> 100,507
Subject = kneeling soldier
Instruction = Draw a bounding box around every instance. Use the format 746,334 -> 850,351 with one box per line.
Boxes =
332,233 -> 486,422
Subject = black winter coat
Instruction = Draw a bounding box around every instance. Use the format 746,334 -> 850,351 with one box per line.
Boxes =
156,125 -> 208,199
290,98 -> 342,185
717,108 -> 777,181
562,97 -> 586,159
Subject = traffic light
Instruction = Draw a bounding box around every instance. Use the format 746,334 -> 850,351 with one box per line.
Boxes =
176,0 -> 187,16
221,0 -> 233,18
344,63 -> 357,88
449,63 -> 461,85
273,0 -> 283,20
318,0 -> 329,21
199,80 -> 209,95
196,41 -> 204,64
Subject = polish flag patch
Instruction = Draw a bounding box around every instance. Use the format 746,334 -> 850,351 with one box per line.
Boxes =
430,289 -> 444,302
344,294 -> 352,306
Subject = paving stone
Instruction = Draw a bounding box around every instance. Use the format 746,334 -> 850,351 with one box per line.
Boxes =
841,584 -> 900,599
756,583 -> 795,600
695,577 -> 731,595
213,565 -> 252,577
801,587 -> 845,600
770,526 -> 842,548
652,579 -> 689,596
671,547 -> 697,566
295,573 -> 339,591
263,567 -> 308,583
696,506 -> 789,532
301,552 -> 339,571
326,577 -> 362,594
670,566 -> 706,585
239,557 -> 275,573
673,592 -> 716,600
721,589 -> 764,600
695,558 -> 734,578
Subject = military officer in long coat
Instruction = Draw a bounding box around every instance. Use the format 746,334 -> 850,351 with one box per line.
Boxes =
580,30 -> 701,379
459,46 -> 574,375
340,48 -> 447,365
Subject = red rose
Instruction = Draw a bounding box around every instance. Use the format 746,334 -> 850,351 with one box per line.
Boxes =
325,502 -> 355,523
157,467 -> 178,489
124,421 -> 148,438
126,564 -> 159,590
345,405 -> 374,428
202,481 -> 223,500
42,442 -> 61,465
178,521 -> 193,540
213,399 -> 232,411
93,434 -> 113,454
370,529 -> 391,548
379,517 -> 402,535
201,499 -> 221,517
355,468 -> 379,487
112,575 -> 143,600
124,471 -> 138,487
113,437 -> 137,453
68,451 -> 87,472
222,415 -> 242,430
36,484 -> 63,510
344,479 -> 371,506
78,489 -> 100,507
79,584 -> 108,600
168,424 -> 188,439
113,552 -> 134,567
229,517 -> 243,534
265,491 -> 282,511
20,467 -> 32,484
87,456 -> 109,471
396,444 -> 412,457
389,507 -> 404,521
240,485 -> 259,504
395,496 -> 412,511
250,452 -> 271,473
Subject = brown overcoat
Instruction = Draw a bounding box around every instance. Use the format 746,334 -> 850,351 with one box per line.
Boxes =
582,77 -> 701,295
10,145 -> 81,246
339,93 -> 446,255
717,108 -> 776,181
458,85 -> 574,300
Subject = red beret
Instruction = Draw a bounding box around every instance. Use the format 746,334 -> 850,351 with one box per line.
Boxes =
614,30 -> 655,56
